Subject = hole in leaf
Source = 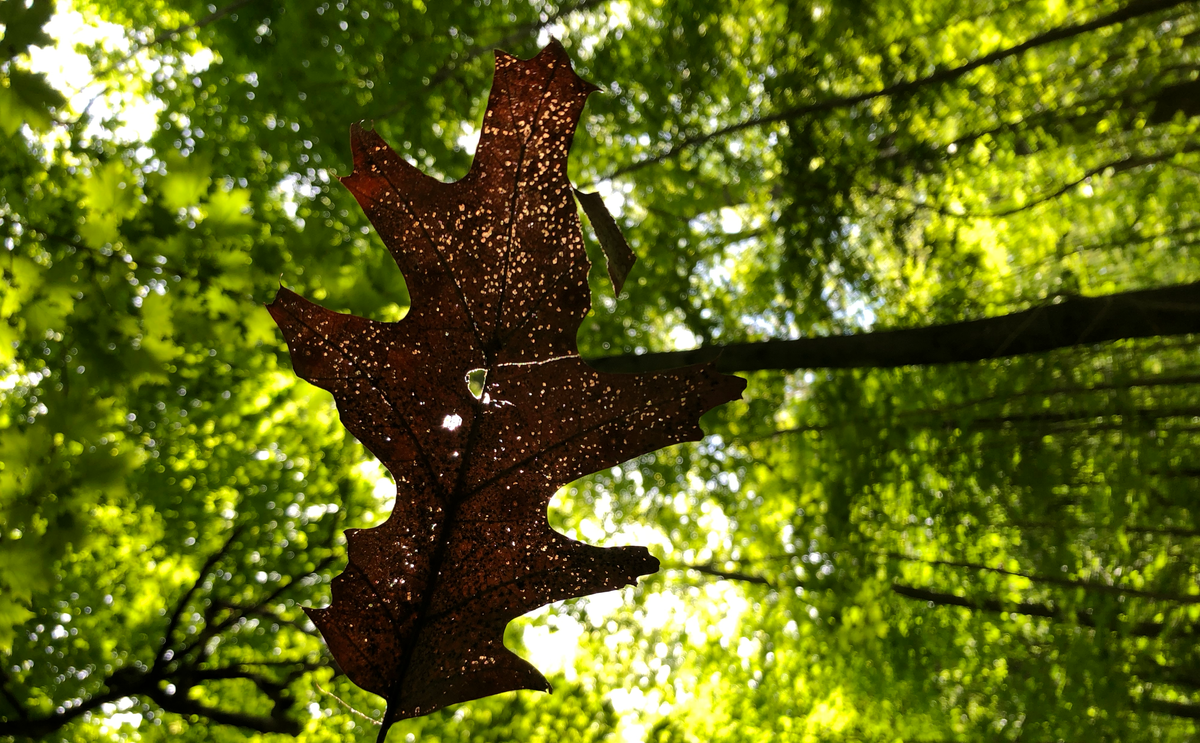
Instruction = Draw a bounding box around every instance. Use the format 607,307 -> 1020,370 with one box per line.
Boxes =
442,414 -> 463,431
465,368 -> 487,400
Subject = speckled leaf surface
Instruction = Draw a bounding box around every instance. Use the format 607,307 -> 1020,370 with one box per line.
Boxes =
267,41 -> 745,736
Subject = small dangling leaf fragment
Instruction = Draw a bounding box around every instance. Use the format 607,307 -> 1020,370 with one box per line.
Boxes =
575,188 -> 637,295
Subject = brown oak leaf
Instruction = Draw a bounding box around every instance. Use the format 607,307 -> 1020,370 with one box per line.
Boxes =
267,41 -> 744,737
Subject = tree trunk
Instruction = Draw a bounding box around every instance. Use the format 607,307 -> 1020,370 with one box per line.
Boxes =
890,583 -> 1193,638
586,281 -> 1200,374
885,552 -> 1200,604
1146,699 -> 1200,720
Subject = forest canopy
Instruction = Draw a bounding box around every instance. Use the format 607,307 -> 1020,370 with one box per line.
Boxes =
1,0 -> 1199,741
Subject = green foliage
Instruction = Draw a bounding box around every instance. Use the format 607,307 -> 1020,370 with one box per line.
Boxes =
1,0 -> 1198,741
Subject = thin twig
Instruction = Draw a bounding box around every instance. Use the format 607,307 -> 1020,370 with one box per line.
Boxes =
315,678 -> 382,725
883,551 -> 1200,603
154,525 -> 245,675
669,562 -> 778,587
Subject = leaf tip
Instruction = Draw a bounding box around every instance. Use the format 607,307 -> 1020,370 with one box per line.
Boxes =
538,38 -> 602,94
342,121 -> 382,182
265,285 -> 294,314
643,551 -> 662,578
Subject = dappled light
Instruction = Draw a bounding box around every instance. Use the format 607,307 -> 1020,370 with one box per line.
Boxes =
1,0 -> 1199,741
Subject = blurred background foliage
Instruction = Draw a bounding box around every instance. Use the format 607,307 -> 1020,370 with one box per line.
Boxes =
1,0 -> 1199,740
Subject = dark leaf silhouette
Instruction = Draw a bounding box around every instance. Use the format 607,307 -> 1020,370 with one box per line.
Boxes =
574,188 -> 636,294
267,41 -> 744,738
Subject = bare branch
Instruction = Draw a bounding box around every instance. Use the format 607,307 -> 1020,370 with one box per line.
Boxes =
891,582 -> 1194,638
154,525 -> 245,674
871,143 -> 1198,219
175,553 -> 338,664
585,281 -> 1200,374
146,684 -> 301,735
0,667 -> 29,722
178,661 -> 326,685
0,687 -> 128,738
0,532 -> 337,739
885,552 -> 1200,604
211,598 -> 323,637
670,563 -> 779,587
1147,700 -> 1200,719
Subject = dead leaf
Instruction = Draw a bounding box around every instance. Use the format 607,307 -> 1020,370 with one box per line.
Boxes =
575,188 -> 637,294
267,41 -> 744,737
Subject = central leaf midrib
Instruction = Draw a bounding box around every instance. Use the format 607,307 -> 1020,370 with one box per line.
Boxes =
383,369 -> 491,722
493,58 -> 565,354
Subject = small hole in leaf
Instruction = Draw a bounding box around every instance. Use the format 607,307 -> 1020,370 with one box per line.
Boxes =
465,368 -> 487,400
442,414 -> 463,431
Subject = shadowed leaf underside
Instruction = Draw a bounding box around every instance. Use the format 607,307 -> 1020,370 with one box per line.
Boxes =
267,41 -> 745,735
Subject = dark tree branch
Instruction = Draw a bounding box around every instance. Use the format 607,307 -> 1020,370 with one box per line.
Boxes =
212,599 -> 323,637
885,552 -> 1200,604
1105,524 -> 1200,539
0,536 -> 334,739
890,582 -> 1194,638
1137,664 -> 1200,690
876,59 -> 1200,177
1146,699 -> 1200,719
921,405 -> 1200,431
879,84 -> 1154,171
873,144 -> 1198,219
174,662 -> 322,724
175,553 -> 338,664
584,281 -> 1200,374
603,0 -> 1192,181
0,645 -> 319,738
898,372 -> 1200,421
673,562 -> 1200,640
755,403 -> 1200,443
1149,79 -> 1200,123
154,525 -> 245,675
0,687 -> 128,738
0,667 -> 29,721
672,563 -> 777,587
178,661 -> 325,686
146,685 -> 302,736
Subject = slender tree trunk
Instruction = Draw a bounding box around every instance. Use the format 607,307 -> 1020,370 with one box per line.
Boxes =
890,582 -> 1192,638
1146,699 -> 1200,720
767,406 -> 1200,440
885,552 -> 1200,603
1002,520 -> 1200,539
586,281 -> 1200,374
1138,664 -> 1200,690
945,405 -> 1200,431
1149,79 -> 1200,123
895,373 -> 1200,420
674,563 -> 775,586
